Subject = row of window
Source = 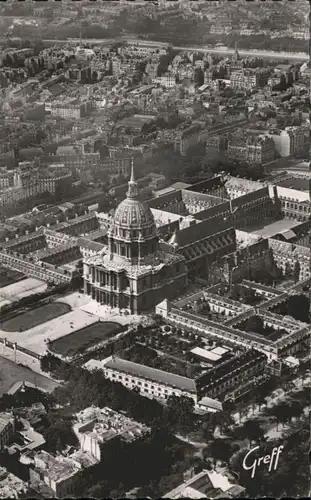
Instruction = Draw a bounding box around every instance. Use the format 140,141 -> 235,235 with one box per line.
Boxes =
107,371 -> 185,399
281,201 -> 309,212
207,366 -> 263,396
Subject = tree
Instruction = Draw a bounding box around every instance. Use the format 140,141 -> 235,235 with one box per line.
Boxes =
268,402 -> 291,430
284,294 -> 310,324
287,400 -> 304,422
87,482 -> 109,499
230,284 -> 241,301
244,315 -> 264,334
240,287 -> 258,305
284,262 -> 292,279
240,420 -> 265,445
166,395 -> 194,430
208,438 -> 233,466
255,392 -> 268,411
37,415 -> 79,454
293,261 -> 300,282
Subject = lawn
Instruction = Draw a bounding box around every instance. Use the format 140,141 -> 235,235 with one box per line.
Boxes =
0,265 -> 25,288
1,302 -> 71,332
0,355 -> 59,396
49,321 -> 122,358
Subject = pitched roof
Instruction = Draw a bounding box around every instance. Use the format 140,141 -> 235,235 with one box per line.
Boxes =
171,216 -> 233,248
104,356 -> 197,393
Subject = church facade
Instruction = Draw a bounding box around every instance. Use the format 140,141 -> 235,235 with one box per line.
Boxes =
83,165 -> 187,313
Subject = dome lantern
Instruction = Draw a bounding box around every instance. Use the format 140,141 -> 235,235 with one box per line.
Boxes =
127,158 -> 138,199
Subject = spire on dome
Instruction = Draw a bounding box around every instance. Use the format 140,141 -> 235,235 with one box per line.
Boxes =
127,158 -> 139,199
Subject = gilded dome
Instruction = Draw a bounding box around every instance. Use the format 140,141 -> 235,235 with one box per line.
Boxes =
113,197 -> 155,228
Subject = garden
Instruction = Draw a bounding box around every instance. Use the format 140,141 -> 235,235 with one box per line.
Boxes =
0,265 -> 25,288
271,294 -> 310,324
0,302 -> 71,332
235,315 -> 288,339
48,321 -> 122,358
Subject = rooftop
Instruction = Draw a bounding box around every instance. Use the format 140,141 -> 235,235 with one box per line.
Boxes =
252,218 -> 303,239
190,347 -> 221,363
163,469 -> 245,499
85,356 -> 197,393
196,349 -> 266,389
34,450 -> 79,483
0,467 -> 28,499
86,250 -> 183,278
74,406 -> 149,444
151,208 -> 182,227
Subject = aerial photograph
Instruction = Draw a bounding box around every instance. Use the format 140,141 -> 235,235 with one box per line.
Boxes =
0,0 -> 310,498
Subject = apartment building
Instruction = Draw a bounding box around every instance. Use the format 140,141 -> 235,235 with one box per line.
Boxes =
163,469 -> 245,498
45,99 -> 92,119
174,123 -> 203,155
268,126 -> 309,157
246,135 -> 275,164
0,413 -> 15,451
0,166 -> 72,211
152,74 -> 176,88
73,406 -> 150,462
30,450 -> 96,498
230,69 -> 257,90
270,184 -> 311,221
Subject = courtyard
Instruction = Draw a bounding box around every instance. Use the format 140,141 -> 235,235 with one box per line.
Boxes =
252,218 -> 300,239
235,315 -> 288,340
1,302 -> 71,332
49,321 -> 122,358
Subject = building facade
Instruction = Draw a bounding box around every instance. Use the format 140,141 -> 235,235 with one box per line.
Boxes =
0,413 -> 15,451
83,165 -> 187,313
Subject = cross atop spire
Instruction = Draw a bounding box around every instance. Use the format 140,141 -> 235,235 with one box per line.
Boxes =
127,157 -> 139,199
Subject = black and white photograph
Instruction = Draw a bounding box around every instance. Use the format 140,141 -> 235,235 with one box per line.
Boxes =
0,0 -> 310,498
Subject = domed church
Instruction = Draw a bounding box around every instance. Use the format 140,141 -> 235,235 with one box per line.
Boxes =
83,163 -> 187,314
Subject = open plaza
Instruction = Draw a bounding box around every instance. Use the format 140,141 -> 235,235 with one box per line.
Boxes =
0,274 -> 141,359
